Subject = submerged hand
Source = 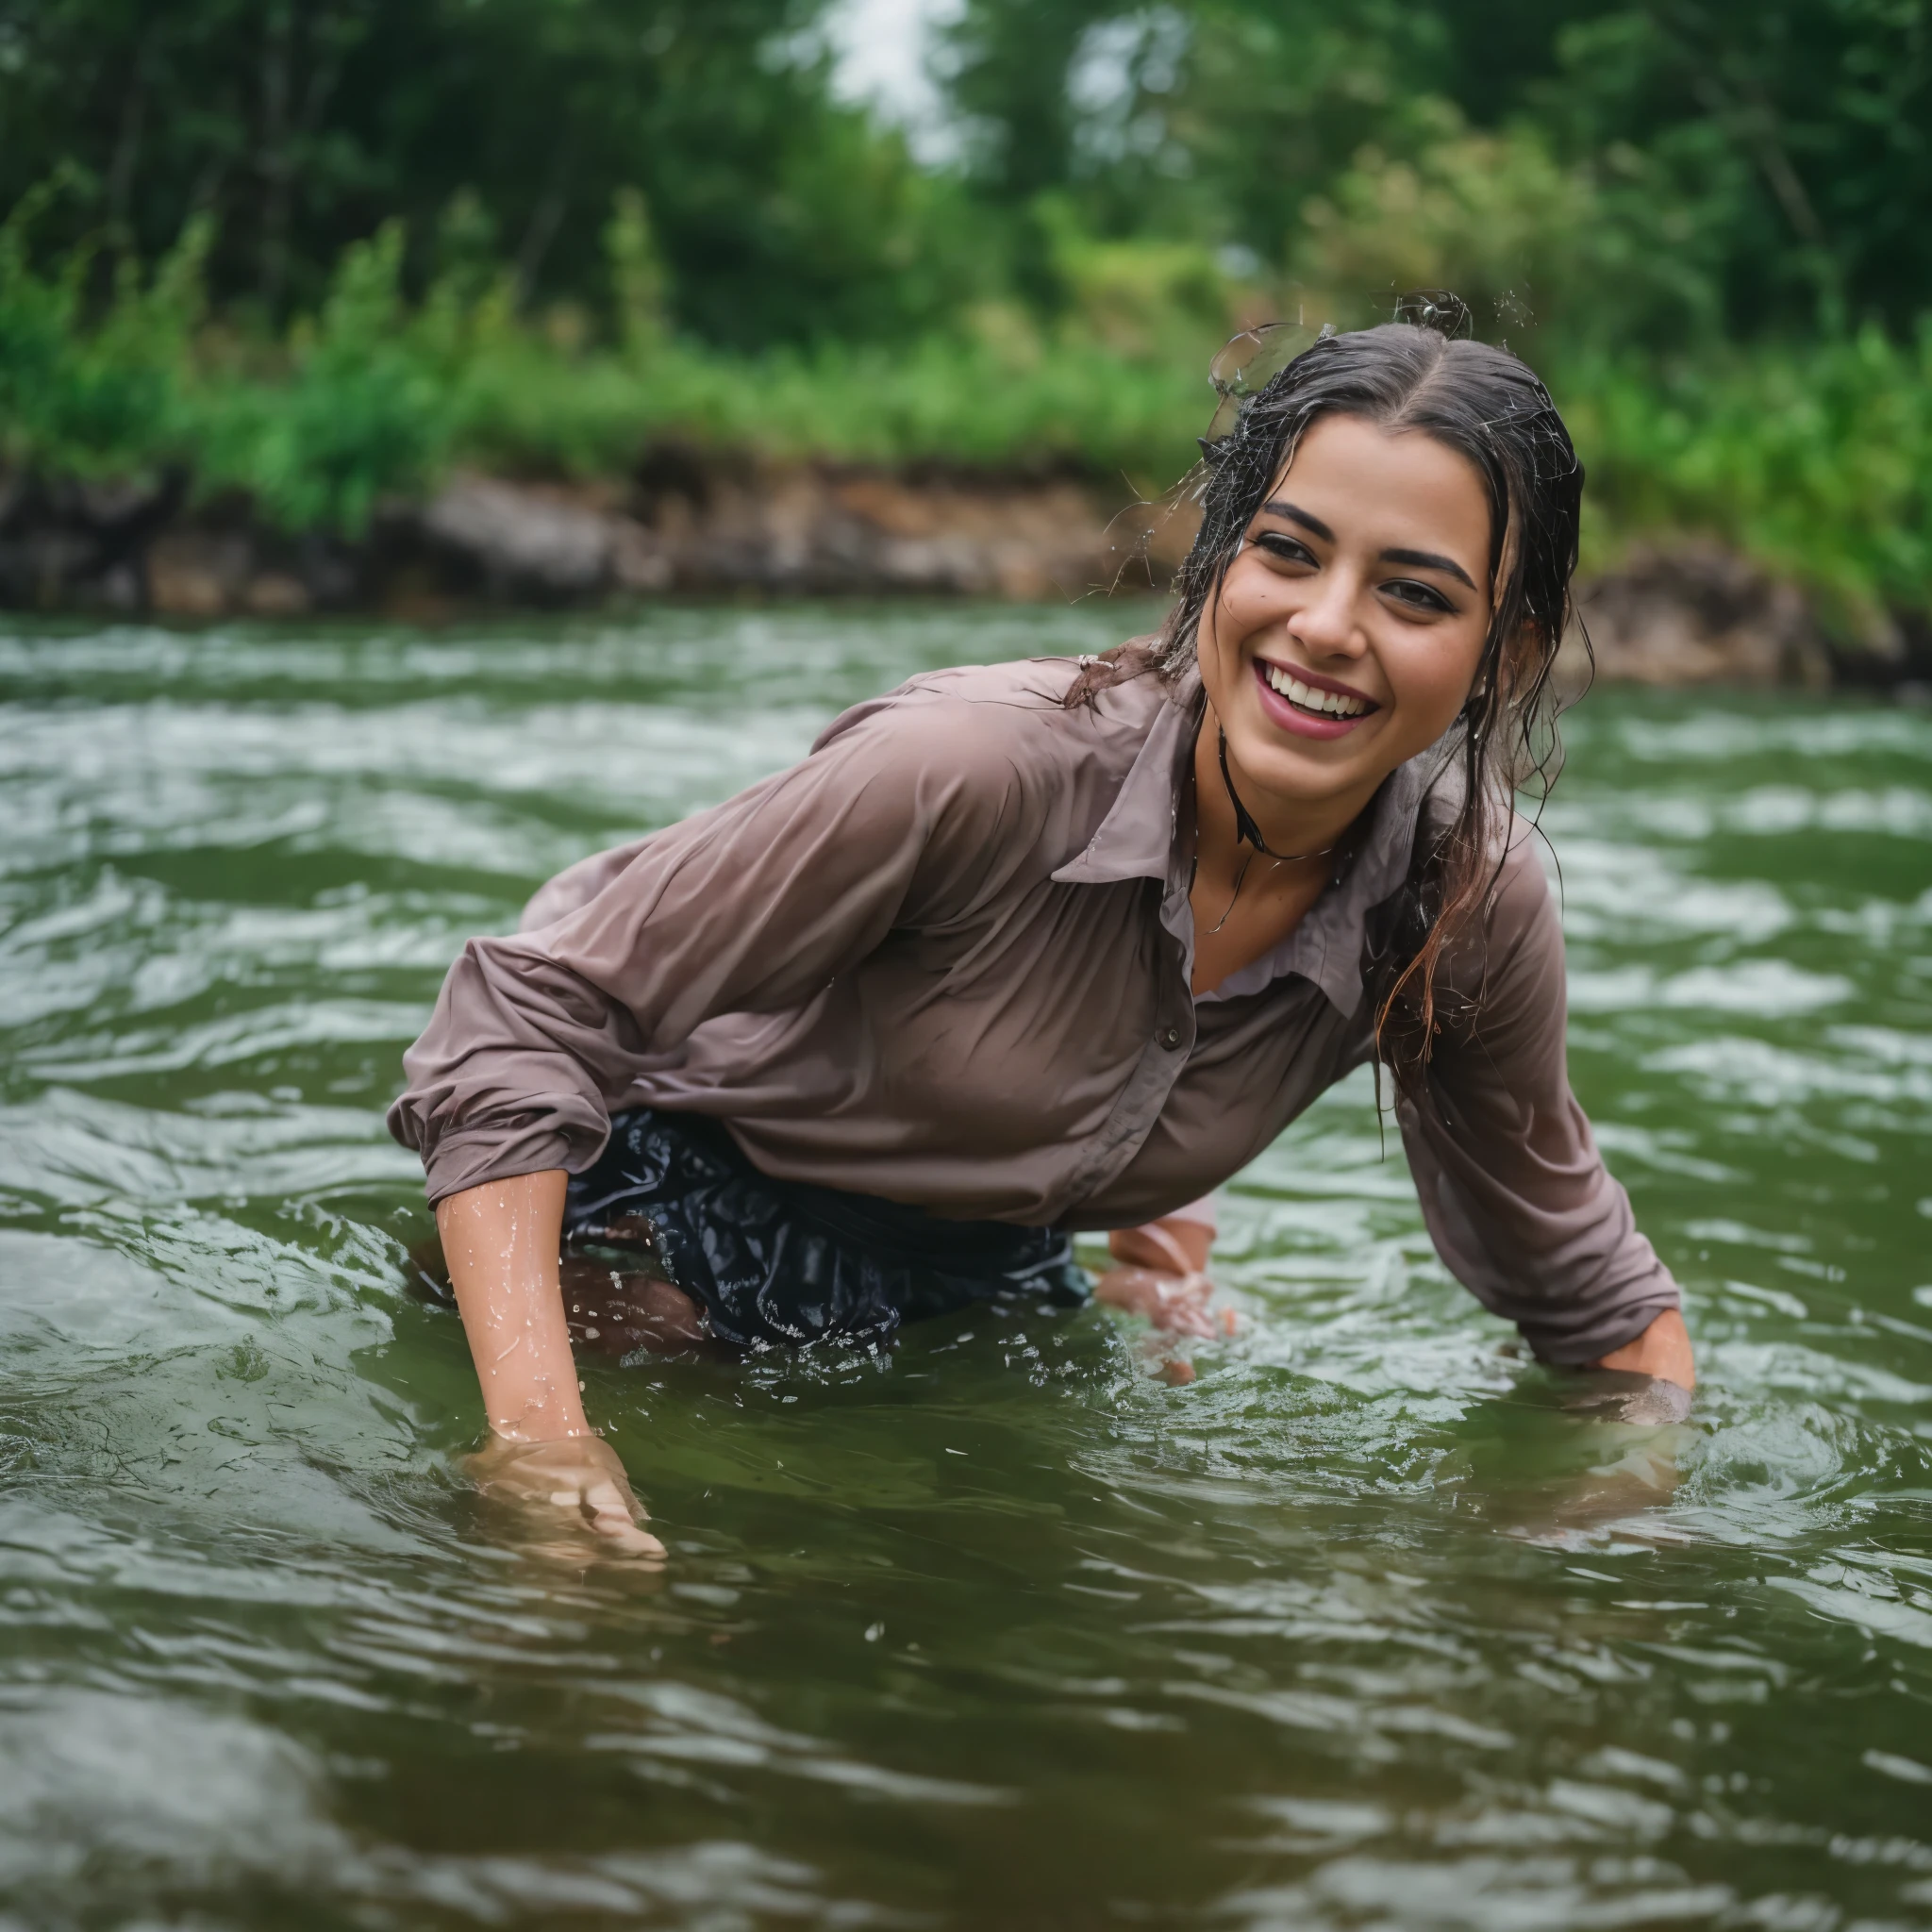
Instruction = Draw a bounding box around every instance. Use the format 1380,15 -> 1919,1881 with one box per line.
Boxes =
1093,1265 -> 1232,1339
1098,1214 -> 1234,1341
466,1433 -> 666,1561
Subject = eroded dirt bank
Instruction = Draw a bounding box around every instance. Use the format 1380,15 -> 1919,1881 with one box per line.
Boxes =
2,457 -> 1924,690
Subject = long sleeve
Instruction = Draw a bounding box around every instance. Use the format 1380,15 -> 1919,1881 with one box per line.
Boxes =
388,696 -> 1045,1204
1395,832 -> 1681,1365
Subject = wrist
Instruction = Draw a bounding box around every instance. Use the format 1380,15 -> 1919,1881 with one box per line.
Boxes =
490,1402 -> 591,1444
1591,1307 -> 1695,1391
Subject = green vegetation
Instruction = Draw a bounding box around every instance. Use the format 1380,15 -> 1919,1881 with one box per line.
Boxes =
2,0 -> 1928,630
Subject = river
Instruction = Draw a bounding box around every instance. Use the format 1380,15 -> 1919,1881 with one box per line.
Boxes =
2,606 -> 1929,1929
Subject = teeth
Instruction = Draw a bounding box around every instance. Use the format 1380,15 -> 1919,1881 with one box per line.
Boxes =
1264,663 -> 1367,717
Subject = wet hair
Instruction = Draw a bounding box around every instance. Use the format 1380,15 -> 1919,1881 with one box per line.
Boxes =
1066,301 -> 1586,1087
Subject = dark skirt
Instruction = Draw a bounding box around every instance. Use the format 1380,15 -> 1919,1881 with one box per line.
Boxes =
563,1108 -> 1091,1350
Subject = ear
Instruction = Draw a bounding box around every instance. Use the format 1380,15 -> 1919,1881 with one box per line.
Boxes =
1507,603 -> 1562,687
1459,613 -> 1541,727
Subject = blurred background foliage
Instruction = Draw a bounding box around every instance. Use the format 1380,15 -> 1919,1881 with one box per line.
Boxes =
0,0 -> 1927,625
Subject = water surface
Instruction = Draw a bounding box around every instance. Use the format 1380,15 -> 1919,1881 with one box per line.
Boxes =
2,608 -> 1929,1929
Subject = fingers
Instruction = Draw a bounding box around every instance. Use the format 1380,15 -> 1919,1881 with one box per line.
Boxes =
1146,1274 -> 1221,1338
582,1476 -> 667,1557
1096,1263 -> 1237,1338
561,1462 -> 664,1559
587,1508 -> 667,1558
1152,1301 -> 1216,1339
467,1435 -> 668,1564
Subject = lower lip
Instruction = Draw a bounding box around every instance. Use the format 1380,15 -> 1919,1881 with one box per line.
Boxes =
1251,658 -> 1375,740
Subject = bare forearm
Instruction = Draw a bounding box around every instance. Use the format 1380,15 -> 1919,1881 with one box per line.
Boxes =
436,1170 -> 587,1441
1108,1215 -> 1213,1276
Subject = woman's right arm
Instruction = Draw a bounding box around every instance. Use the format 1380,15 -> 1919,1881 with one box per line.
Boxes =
436,1170 -> 665,1557
391,698 -> 1041,1544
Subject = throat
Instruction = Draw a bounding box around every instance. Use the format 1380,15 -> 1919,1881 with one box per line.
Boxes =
1190,860 -> 1323,995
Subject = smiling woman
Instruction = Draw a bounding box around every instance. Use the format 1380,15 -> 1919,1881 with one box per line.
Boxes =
390,308 -> 1692,1557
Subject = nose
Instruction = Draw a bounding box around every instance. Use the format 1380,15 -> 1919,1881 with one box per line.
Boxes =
1287,569 -> 1368,661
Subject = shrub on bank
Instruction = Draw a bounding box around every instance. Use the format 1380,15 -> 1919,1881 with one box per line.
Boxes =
1571,330 -> 1932,646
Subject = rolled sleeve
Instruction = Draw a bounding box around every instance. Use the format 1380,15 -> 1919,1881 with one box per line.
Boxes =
387,699 -> 1037,1204
1396,832 -> 1682,1365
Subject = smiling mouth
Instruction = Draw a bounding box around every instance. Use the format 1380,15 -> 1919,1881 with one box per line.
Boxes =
1257,660 -> 1377,720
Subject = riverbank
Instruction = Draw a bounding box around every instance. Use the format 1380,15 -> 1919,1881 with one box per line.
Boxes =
1,454 -> 1922,691
6,217 -> 1931,686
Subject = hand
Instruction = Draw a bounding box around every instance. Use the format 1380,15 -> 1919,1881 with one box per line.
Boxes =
1096,1215 -> 1236,1339
466,1432 -> 666,1561
1093,1265 -> 1231,1338
1589,1307 -> 1695,1393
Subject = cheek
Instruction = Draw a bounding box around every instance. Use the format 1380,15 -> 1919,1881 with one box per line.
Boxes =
1382,624 -> 1486,727
1208,557 -> 1282,641
1198,566 -> 1266,693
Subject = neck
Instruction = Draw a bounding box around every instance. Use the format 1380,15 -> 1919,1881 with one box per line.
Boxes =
1192,701 -> 1382,879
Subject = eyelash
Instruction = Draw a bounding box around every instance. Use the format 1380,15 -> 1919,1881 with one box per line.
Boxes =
1249,533 -> 1457,614
1383,579 -> 1455,614
1251,532 -> 1314,566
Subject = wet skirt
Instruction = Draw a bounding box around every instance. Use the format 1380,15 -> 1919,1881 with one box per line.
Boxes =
563,1108 -> 1091,1350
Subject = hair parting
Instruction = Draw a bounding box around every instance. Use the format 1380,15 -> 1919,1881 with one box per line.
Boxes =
1066,305 -> 1589,1091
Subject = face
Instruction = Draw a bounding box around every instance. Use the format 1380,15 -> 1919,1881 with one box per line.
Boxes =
1198,411 -> 1496,814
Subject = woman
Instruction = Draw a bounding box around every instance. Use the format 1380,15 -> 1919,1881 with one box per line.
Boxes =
391,315 -> 1694,1558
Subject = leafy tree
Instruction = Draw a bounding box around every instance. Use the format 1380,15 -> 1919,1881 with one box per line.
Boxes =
0,0 -> 990,344
937,0 -> 1932,342
1529,0 -> 1932,336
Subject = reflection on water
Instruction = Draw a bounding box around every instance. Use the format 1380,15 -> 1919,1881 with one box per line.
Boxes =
1,608 -> 1929,1928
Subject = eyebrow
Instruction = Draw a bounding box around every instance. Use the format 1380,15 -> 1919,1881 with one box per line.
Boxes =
1380,546 -> 1478,591
1260,499 -> 1334,542
1257,501 -> 1480,593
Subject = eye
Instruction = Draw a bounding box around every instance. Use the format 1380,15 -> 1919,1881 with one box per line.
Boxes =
1381,576 -> 1456,614
1250,530 -> 1316,567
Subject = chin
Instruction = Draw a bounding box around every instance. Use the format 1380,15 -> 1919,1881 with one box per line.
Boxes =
1234,712 -> 1392,795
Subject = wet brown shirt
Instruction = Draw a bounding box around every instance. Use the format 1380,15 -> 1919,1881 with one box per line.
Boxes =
388,658 -> 1679,1362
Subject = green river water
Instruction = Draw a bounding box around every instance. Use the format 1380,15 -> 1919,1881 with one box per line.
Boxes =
1,605 -> 1929,1931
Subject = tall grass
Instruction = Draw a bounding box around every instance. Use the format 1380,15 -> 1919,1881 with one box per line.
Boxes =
1,213 -> 1216,527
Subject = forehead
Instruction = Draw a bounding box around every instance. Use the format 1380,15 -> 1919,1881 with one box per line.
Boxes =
1267,414 -> 1491,552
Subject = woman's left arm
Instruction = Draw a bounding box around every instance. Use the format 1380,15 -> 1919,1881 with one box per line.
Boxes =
1394,836 -> 1694,1391
1097,1208 -> 1224,1336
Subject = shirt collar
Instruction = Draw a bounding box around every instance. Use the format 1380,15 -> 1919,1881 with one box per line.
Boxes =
1205,752 -> 1433,1017
1050,666 -> 1447,1019
1047,673 -> 1198,887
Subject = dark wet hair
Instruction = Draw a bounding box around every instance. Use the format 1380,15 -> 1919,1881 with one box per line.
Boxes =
1068,303 -> 1586,1085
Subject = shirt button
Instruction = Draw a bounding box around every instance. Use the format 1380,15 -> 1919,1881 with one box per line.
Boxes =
1159,1024 -> 1184,1050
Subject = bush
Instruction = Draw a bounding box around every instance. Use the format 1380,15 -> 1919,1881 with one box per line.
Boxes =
1566,329 -> 1932,644
1290,115 -> 1724,358
0,182 -> 207,476
194,224 -> 454,534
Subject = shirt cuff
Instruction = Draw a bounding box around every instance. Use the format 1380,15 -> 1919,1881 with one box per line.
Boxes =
417,1122 -> 596,1207
1520,1276 -> 1683,1367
